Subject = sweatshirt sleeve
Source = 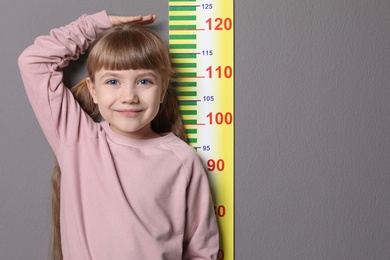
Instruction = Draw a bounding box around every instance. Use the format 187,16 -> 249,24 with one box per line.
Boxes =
18,11 -> 112,154
183,156 -> 220,259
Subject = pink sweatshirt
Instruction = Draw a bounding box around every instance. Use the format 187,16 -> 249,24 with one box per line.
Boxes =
18,11 -> 219,259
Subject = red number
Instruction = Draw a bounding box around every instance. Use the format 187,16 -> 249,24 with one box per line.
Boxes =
214,205 -> 226,217
207,112 -> 233,125
206,66 -> 233,78
207,159 -> 225,172
206,18 -> 232,30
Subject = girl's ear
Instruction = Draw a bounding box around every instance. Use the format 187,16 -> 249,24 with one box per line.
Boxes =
86,77 -> 98,104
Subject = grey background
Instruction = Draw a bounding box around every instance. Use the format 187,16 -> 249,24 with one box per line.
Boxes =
1,0 -> 390,259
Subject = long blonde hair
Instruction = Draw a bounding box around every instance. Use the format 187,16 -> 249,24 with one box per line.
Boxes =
51,24 -> 186,260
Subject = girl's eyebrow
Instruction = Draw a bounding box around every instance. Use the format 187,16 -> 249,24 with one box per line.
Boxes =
136,71 -> 158,78
99,70 -> 158,78
99,71 -> 123,78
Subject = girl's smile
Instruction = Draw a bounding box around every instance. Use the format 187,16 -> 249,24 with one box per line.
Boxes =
115,109 -> 143,117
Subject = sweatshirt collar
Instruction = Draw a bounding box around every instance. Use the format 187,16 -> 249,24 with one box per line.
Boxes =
100,121 -> 178,147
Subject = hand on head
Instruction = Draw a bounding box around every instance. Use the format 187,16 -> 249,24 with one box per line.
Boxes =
109,15 -> 157,26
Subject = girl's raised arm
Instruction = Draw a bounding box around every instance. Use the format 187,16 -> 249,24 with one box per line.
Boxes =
18,11 -> 155,155
18,11 -> 112,154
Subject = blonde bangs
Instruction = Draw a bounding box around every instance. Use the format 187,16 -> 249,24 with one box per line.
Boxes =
87,25 -> 173,87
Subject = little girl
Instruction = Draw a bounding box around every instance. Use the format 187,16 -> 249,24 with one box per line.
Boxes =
18,11 -> 219,260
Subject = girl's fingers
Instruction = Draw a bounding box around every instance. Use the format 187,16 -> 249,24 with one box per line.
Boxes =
109,15 -> 157,26
141,14 -> 157,23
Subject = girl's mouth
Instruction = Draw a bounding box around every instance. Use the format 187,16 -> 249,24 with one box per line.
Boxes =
116,109 -> 143,117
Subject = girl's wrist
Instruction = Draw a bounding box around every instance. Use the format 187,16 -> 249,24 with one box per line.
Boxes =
88,10 -> 113,35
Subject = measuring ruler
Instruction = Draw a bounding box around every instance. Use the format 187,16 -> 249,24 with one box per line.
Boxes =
168,1 -> 234,259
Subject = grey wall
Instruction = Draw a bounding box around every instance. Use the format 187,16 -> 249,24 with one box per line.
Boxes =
1,0 -> 389,259
235,1 -> 390,259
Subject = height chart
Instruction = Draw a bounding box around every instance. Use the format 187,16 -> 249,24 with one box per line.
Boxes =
168,1 -> 234,259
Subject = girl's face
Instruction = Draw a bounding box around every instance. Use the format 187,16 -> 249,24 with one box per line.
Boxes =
87,69 -> 164,139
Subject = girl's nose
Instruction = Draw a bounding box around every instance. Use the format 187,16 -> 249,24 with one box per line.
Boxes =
120,86 -> 139,104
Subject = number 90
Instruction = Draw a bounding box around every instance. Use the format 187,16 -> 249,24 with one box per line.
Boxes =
207,159 -> 225,172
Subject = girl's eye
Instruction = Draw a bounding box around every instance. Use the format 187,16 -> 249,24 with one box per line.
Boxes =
106,79 -> 119,85
139,79 -> 152,85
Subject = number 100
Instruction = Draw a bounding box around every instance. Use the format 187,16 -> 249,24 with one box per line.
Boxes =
207,112 -> 233,125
